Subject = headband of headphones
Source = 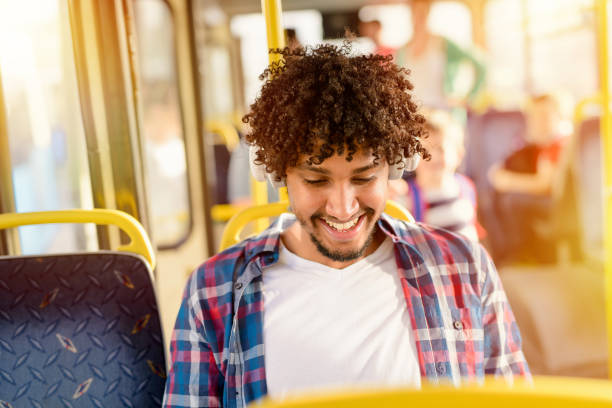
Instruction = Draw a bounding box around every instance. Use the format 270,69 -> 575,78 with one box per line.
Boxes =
249,146 -> 420,188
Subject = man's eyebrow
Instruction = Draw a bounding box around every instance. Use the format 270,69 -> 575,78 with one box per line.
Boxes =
297,165 -> 330,174
297,162 -> 379,175
351,162 -> 379,174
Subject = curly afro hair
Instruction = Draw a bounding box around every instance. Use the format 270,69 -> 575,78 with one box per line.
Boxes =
243,40 -> 429,181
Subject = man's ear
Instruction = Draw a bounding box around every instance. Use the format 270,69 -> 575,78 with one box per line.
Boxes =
249,145 -> 286,188
388,154 -> 420,180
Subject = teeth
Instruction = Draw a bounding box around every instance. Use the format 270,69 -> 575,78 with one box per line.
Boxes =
324,217 -> 359,231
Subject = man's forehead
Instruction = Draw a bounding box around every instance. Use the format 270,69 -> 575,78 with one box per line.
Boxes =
294,150 -> 382,172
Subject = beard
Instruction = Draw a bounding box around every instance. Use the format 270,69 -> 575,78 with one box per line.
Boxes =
296,207 -> 378,262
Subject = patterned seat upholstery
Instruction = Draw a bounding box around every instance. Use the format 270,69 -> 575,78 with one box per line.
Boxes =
0,252 -> 166,407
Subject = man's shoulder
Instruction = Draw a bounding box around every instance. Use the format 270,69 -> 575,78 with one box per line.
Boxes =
191,231 -> 280,288
386,216 -> 483,262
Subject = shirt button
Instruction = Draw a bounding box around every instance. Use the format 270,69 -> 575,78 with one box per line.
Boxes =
453,320 -> 464,330
436,362 -> 446,375
234,282 -> 243,290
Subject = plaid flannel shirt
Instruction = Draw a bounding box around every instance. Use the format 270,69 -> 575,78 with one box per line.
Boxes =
163,213 -> 529,407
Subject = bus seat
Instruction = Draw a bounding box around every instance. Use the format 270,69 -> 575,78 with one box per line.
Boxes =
206,120 -> 241,205
574,117 -> 603,260
0,210 -> 166,407
218,200 -> 415,252
464,110 -> 527,260
464,109 -> 527,193
501,264 -> 607,378
254,376 -> 612,407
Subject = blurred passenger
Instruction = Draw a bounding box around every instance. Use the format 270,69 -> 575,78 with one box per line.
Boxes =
358,18 -> 395,57
141,84 -> 189,240
285,28 -> 302,51
488,94 -> 571,262
395,0 -> 486,108
400,109 -> 480,241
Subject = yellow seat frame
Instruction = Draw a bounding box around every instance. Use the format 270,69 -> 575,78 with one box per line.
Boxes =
0,209 -> 156,270
218,199 -> 414,252
256,376 -> 612,408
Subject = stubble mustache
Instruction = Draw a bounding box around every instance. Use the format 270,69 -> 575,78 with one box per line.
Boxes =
306,207 -> 377,262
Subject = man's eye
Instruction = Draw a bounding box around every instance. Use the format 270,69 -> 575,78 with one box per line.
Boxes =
304,179 -> 326,185
353,177 -> 375,184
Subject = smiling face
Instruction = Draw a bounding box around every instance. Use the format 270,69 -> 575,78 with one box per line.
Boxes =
282,149 -> 389,269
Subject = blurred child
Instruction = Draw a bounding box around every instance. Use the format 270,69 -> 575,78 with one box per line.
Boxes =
489,94 -> 568,195
398,109 -> 481,241
488,93 -> 571,262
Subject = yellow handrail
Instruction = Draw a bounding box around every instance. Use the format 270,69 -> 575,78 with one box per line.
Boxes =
0,209 -> 156,270
385,200 -> 416,223
596,0 -> 612,380
219,201 -> 290,251
573,94 -> 602,125
260,0 -> 288,203
205,119 -> 240,152
218,200 -> 414,252
256,376 -> 612,408
211,203 -> 249,222
261,0 -> 285,64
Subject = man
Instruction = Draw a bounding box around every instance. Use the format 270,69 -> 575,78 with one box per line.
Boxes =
163,42 -> 529,407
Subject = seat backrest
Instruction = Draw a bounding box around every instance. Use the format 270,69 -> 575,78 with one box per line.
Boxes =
574,117 -> 603,259
464,109 -> 527,194
0,252 -> 166,406
0,210 -> 165,407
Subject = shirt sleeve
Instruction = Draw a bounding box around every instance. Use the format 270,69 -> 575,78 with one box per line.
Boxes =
163,276 -> 224,407
479,247 -> 531,378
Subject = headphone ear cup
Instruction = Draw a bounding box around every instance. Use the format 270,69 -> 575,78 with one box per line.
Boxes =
249,146 -> 267,182
388,160 -> 405,180
404,154 -> 420,172
388,154 -> 420,180
267,174 -> 286,188
250,145 -> 287,188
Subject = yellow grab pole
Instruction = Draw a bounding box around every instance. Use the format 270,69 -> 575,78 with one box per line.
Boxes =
261,0 -> 289,204
596,0 -> 612,380
262,0 -> 286,64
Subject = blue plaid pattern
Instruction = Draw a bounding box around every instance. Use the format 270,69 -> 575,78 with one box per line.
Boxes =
163,214 -> 529,407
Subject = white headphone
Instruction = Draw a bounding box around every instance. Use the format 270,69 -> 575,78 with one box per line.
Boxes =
249,145 -> 420,188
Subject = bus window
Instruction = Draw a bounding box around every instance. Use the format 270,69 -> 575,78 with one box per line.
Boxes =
359,1 -> 472,49
0,0 -> 96,254
231,10 -> 323,108
526,0 -> 597,99
486,0 -> 596,104
133,0 -> 191,249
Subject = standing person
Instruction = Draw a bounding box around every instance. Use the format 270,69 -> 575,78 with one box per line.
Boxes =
395,0 -> 486,108
358,18 -> 395,57
402,109 -> 482,241
163,41 -> 529,408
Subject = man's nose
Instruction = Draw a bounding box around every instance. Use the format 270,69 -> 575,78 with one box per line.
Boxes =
325,184 -> 359,220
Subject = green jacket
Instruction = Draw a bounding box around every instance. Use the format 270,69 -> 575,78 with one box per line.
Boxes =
396,37 -> 486,103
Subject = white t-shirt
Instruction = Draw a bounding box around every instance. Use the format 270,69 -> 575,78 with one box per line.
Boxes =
262,237 -> 421,398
